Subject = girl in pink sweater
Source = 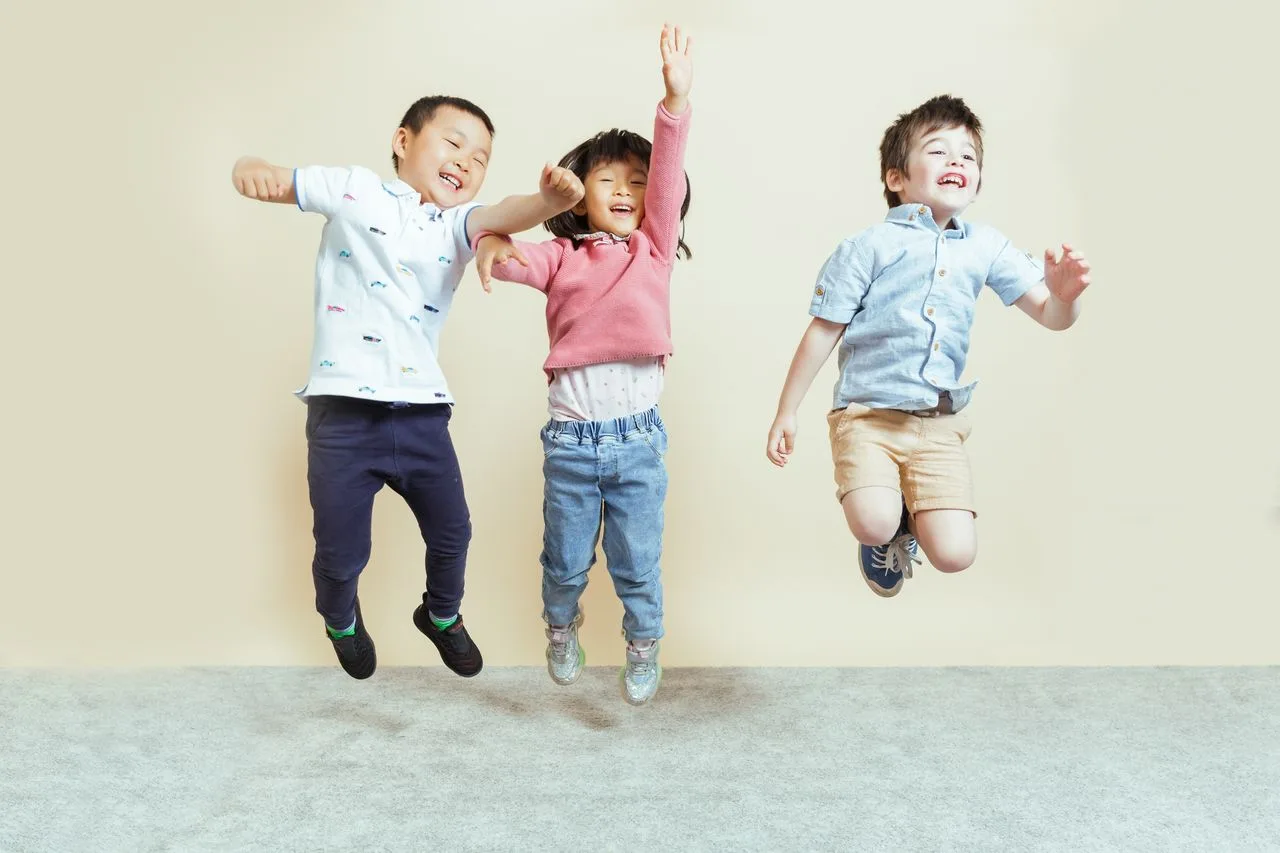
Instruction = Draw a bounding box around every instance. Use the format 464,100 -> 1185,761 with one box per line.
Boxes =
472,24 -> 692,705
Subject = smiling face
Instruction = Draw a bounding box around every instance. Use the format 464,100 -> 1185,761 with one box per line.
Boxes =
884,124 -> 982,227
575,155 -> 649,238
392,105 -> 492,208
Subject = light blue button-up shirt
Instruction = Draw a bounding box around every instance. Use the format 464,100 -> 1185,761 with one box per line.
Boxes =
809,204 -> 1044,413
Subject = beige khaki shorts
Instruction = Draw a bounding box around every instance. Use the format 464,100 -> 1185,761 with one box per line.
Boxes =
826,402 -> 976,515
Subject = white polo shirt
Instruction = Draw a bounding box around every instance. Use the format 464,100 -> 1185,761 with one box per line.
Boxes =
292,165 -> 480,404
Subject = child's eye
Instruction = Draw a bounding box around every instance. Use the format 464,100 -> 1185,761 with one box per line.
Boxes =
929,149 -> 945,155
447,140 -> 460,149
963,154 -> 976,161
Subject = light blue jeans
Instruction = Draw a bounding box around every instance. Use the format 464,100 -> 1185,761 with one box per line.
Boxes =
539,406 -> 667,641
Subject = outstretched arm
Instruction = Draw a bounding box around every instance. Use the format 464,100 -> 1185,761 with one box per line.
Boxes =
473,234 -> 563,293
232,156 -> 296,204
467,164 -> 584,238
1015,243 -> 1091,330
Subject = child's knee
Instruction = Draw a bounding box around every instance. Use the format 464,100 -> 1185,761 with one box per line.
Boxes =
841,488 -> 902,545
928,541 -> 976,573
313,545 -> 371,580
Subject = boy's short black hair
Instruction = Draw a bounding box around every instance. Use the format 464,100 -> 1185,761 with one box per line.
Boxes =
879,95 -> 984,207
543,128 -> 692,260
392,96 -> 495,170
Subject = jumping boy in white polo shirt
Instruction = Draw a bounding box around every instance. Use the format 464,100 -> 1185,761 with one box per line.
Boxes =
232,95 -> 585,680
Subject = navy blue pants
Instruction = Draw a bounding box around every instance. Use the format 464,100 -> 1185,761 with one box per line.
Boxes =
305,396 -> 471,629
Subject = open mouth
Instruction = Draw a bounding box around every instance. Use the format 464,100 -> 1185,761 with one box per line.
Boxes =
938,172 -> 968,189
439,172 -> 462,191
609,204 -> 635,217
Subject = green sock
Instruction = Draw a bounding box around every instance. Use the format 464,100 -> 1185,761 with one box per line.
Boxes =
326,619 -> 356,639
429,612 -> 458,631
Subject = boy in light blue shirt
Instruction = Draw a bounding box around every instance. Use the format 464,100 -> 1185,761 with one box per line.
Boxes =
767,95 -> 1093,597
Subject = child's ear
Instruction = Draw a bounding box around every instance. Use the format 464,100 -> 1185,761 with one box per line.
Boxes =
572,201 -> 588,216
391,127 -> 409,162
884,168 -> 905,193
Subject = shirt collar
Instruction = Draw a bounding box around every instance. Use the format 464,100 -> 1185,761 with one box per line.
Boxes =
885,203 -> 967,236
574,230 -> 632,244
383,179 -> 443,220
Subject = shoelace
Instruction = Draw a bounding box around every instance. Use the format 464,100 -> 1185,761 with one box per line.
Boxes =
872,535 -> 922,580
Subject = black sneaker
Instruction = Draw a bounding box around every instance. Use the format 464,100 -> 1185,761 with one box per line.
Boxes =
413,605 -> 483,677
328,600 -> 377,680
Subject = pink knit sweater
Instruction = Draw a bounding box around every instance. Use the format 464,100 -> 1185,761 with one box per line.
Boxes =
473,102 -> 691,381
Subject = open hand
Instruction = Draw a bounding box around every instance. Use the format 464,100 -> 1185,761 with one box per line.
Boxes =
766,413 -> 797,468
1044,243 -> 1091,304
475,235 -> 528,293
660,23 -> 693,109
539,163 -> 585,211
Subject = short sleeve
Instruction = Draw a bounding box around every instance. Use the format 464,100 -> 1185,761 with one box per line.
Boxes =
293,166 -> 357,219
450,202 -> 484,263
985,236 -> 1044,306
809,238 -> 873,324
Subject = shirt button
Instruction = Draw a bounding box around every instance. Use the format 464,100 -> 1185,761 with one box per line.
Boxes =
933,343 -> 940,351
938,269 -> 948,277
815,286 -> 825,296
918,206 -> 927,215
927,307 -> 935,316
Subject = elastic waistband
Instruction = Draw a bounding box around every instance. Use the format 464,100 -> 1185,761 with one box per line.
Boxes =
545,406 -> 663,442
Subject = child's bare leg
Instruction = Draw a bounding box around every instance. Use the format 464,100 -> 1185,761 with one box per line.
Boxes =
912,509 -> 976,573
841,486 -> 903,545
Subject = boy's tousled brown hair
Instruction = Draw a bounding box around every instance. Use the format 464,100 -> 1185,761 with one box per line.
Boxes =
879,95 -> 984,207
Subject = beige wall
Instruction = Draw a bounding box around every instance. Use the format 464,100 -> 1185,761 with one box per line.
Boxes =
4,0 -> 1276,667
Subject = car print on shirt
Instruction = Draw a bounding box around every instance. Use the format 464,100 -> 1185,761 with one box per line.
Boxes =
326,304 -> 346,313
438,256 -> 453,265
319,360 -> 336,368
338,249 -> 352,259
423,305 -> 440,314
370,280 -> 388,289
357,386 -> 376,394
343,194 -> 357,202
369,226 -> 387,236
396,264 -> 415,277
400,366 -> 419,376
434,393 -> 447,399
362,335 -> 382,345
409,315 -> 421,324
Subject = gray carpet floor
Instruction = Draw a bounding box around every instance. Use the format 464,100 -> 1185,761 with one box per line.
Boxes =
2,667 -> 1278,852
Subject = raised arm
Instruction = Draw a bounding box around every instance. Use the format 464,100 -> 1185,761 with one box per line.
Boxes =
232,156 -> 296,204
639,24 -> 693,262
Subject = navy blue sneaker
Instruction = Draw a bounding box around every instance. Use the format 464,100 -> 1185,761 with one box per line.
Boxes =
858,506 -> 920,597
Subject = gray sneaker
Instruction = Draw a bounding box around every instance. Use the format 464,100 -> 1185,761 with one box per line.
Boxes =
545,611 -> 585,686
621,640 -> 661,705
